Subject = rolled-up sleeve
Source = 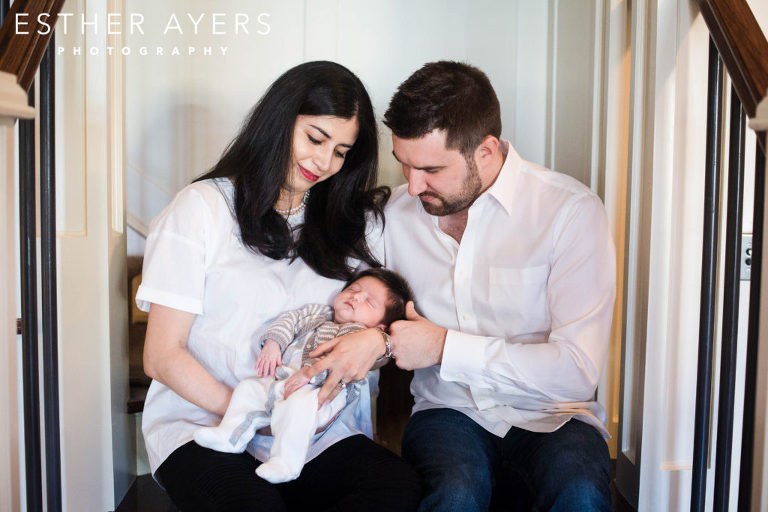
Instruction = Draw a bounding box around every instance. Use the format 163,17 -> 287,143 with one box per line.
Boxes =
135,188 -> 209,315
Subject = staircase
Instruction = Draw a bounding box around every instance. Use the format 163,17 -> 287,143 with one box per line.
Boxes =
127,256 -> 150,414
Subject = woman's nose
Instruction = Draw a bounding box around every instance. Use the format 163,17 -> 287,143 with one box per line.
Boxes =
314,147 -> 333,172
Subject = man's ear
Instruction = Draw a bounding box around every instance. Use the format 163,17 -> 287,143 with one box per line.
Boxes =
476,135 -> 500,162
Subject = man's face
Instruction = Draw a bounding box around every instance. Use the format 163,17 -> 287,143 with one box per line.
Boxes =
392,130 -> 482,216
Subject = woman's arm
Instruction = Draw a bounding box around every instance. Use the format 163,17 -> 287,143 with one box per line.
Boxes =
143,303 -> 232,416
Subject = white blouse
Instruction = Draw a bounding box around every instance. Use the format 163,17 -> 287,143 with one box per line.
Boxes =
136,178 -> 374,474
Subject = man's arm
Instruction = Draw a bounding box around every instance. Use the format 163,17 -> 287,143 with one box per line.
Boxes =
310,194 -> 614,407
437,194 -> 616,404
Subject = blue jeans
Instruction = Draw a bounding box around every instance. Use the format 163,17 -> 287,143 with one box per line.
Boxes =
402,408 -> 612,512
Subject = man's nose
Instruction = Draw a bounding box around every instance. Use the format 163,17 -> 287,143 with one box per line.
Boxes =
405,167 -> 427,196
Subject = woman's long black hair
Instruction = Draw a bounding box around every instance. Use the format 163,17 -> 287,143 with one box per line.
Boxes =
196,61 -> 387,280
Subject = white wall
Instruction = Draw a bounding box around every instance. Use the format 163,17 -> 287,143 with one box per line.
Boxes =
123,0 -> 603,240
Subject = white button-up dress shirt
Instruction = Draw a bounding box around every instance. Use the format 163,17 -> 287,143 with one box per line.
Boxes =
376,140 -> 616,438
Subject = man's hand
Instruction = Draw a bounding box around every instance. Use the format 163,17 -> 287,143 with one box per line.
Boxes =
306,328 -> 386,404
389,302 -> 447,370
255,340 -> 282,378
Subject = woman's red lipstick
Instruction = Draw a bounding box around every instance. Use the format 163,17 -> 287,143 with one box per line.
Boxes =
299,165 -> 319,182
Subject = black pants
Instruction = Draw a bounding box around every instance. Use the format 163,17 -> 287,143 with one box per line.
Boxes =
156,435 -> 420,512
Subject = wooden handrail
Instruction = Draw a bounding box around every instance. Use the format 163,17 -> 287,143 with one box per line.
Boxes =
699,0 -> 768,151
0,0 -> 64,92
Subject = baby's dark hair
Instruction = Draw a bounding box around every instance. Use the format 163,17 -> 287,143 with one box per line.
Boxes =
344,268 -> 414,326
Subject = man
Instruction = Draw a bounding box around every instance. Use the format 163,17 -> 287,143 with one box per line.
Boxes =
307,61 -> 616,511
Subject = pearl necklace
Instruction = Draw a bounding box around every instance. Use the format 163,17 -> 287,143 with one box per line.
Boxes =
275,191 -> 310,216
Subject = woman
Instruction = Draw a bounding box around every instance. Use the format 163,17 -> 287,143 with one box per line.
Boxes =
136,61 -> 419,511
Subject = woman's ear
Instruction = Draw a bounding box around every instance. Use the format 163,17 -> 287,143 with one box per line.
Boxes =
376,323 -> 387,332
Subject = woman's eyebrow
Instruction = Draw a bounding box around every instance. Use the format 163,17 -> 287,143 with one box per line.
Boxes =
309,124 -> 330,138
310,124 -> 353,148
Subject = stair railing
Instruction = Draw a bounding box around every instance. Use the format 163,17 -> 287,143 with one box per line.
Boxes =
0,1 -> 64,511
692,1 -> 768,511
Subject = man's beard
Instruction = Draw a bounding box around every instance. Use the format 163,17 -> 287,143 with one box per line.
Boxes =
419,157 -> 482,216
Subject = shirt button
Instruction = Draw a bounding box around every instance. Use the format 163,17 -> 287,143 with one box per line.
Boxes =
462,314 -> 470,321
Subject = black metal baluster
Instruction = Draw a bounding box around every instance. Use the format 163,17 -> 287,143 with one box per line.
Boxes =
40,41 -> 62,512
738,145 -> 766,512
2,2 -> 43,510
712,87 -> 747,512
691,38 -> 724,512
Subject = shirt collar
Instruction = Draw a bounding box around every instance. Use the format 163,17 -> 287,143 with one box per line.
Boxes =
482,139 -> 521,216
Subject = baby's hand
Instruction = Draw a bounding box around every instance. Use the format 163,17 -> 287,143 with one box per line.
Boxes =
255,340 -> 282,378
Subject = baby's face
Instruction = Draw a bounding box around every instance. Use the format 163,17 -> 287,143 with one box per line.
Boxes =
333,276 -> 390,328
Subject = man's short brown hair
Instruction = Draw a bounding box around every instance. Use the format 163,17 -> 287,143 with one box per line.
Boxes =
383,61 -> 502,159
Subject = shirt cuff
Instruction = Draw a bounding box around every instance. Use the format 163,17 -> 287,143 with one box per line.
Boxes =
260,330 -> 291,352
439,330 -> 489,384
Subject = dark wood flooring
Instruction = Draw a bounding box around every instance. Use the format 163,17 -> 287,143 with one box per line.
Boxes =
115,475 -> 178,512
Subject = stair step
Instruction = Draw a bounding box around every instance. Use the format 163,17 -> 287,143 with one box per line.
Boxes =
115,474 -> 178,512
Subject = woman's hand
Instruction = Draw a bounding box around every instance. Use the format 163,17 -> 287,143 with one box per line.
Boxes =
304,328 -> 386,404
258,366 -> 340,434
283,366 -> 312,397
143,303 -> 233,416
255,340 -> 282,378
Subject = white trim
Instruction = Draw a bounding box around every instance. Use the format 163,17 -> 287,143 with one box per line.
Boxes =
106,0 -> 134,505
546,0 -> 558,170
590,0 -> 606,194
615,0 -> 654,506
597,0 -> 631,463
126,213 -> 149,238
108,0 -> 126,236
0,122 -> 21,512
752,88 -> 768,512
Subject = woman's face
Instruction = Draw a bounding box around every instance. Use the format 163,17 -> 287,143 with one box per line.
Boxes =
285,114 -> 359,197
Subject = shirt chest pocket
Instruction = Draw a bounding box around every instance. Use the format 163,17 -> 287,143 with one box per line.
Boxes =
488,265 -> 550,335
